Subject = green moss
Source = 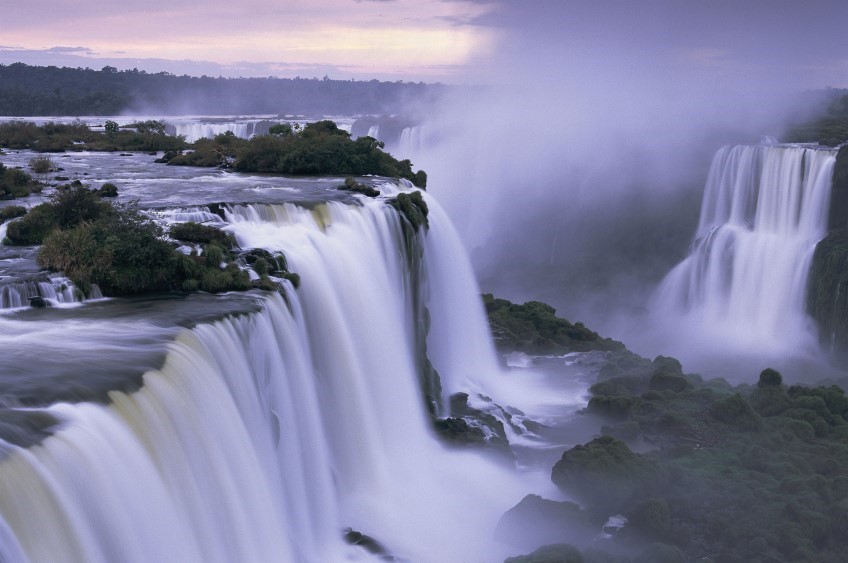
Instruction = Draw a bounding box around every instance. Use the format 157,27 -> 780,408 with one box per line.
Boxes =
483,293 -> 624,354
575,339 -> 848,562
388,190 -> 429,231
170,222 -> 235,246
338,176 -> 380,197
551,436 -> 663,511
504,544 -> 584,563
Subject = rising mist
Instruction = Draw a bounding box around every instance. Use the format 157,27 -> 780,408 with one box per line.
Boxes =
414,1 -> 847,381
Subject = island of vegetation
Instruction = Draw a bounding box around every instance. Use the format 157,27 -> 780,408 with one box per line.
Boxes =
0,119 -> 427,188
2,186 -> 297,296
485,299 -> 848,563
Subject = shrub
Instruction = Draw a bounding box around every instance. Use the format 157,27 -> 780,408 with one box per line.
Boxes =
551,436 -> 662,510
28,155 -> 54,174
38,207 -> 178,295
98,183 -> 118,197
708,393 -> 762,431
5,204 -> 58,244
758,368 -> 783,388
0,164 -> 39,199
0,205 -> 27,224
170,222 -> 234,246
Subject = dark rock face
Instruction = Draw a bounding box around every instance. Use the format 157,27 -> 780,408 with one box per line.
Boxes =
809,147 -> 848,356
827,146 -> 848,232
808,228 -> 848,356
495,494 -> 597,551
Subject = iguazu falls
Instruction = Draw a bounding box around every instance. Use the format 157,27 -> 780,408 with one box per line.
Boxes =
2,2 -> 848,562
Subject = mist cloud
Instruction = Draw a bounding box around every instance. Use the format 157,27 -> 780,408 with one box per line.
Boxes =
419,0 -> 848,327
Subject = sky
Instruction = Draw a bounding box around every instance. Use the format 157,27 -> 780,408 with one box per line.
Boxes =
1,0 -> 847,86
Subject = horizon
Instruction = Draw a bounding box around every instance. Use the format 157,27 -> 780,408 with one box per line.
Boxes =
1,1 -> 847,88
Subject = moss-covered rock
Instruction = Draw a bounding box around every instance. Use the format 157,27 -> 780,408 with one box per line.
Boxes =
551,436 -> 662,511
388,190 -> 429,231
483,294 -> 624,355
97,182 -> 118,197
504,544 -> 584,563
496,494 -> 597,550
338,176 -> 380,197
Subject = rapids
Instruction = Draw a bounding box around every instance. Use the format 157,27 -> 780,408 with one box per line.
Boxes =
0,153 -> 596,562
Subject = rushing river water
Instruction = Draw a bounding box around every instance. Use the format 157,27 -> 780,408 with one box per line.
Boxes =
0,149 -> 606,562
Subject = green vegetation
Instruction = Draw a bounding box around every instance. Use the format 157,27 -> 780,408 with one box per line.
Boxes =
3,187 -> 298,297
388,190 -> 429,230
0,120 -> 187,153
483,294 -> 624,354
0,205 -> 27,224
0,62 -> 441,116
482,299 -> 848,562
505,544 -> 585,563
28,155 -> 55,174
539,365 -> 848,562
338,176 -> 380,197
164,132 -> 245,167
0,162 -> 41,199
233,120 -> 427,187
0,120 -> 427,186
784,92 -> 848,146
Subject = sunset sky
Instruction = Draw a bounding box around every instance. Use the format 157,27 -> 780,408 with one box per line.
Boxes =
1,0 -> 847,86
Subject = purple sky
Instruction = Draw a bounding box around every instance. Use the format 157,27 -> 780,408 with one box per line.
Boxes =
0,0 -> 846,86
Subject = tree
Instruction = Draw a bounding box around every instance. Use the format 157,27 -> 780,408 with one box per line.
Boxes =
104,120 -> 118,136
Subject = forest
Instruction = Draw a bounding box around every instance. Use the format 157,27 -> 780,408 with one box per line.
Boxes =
0,63 -> 444,116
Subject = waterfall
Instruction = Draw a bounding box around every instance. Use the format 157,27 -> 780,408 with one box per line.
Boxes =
398,126 -> 424,158
366,125 -> 380,139
0,192 -> 523,562
651,144 -> 835,353
0,277 -> 98,310
171,121 -> 257,143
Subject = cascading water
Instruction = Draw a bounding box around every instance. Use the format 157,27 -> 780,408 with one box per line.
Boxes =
0,192 -> 531,562
171,121 -> 259,142
650,143 -> 835,356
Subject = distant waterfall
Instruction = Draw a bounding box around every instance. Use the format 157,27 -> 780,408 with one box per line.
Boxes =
0,193 -> 519,562
398,126 -> 424,155
171,121 -> 258,142
652,144 -> 835,350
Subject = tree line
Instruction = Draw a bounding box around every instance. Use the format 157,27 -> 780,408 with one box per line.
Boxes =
0,63 -> 444,116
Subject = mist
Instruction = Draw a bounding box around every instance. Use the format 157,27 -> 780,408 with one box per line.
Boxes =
413,0 -> 847,381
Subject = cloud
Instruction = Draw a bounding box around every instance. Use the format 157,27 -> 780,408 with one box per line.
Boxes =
44,46 -> 93,53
